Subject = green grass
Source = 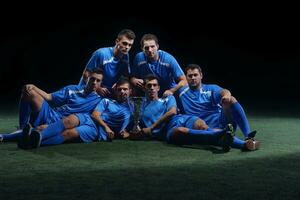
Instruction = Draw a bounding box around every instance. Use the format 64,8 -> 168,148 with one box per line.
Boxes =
1,107 -> 300,200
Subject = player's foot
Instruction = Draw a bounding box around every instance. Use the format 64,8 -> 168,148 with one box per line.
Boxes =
244,138 -> 260,151
30,130 -> 42,148
17,123 -> 32,149
220,124 -> 235,152
0,135 -> 3,143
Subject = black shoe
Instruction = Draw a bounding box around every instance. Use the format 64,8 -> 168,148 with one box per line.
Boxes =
220,124 -> 235,152
30,130 -> 42,148
17,123 -> 33,149
246,130 -> 257,139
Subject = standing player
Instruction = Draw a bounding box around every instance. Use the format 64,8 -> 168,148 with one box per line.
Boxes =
177,64 -> 260,151
79,29 -> 136,97
130,33 -> 187,97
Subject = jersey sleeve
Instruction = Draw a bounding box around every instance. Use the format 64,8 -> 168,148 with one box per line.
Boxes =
166,95 -> 177,110
94,98 -> 109,113
209,84 -> 223,105
85,50 -> 104,72
169,55 -> 184,80
51,85 -> 71,106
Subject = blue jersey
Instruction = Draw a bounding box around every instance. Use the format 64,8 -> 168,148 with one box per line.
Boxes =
131,50 -> 184,96
51,85 -> 101,116
79,47 -> 130,88
140,95 -> 177,138
178,84 -> 224,128
95,98 -> 133,139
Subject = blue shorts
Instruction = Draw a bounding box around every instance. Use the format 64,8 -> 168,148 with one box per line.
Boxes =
166,115 -> 198,142
75,113 -> 98,143
30,101 -> 62,127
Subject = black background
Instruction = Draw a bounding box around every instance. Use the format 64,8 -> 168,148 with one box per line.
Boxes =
1,6 -> 299,108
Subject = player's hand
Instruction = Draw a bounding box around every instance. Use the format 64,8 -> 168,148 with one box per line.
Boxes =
97,87 -> 111,97
142,127 -> 152,136
119,130 -> 130,139
131,78 -> 144,88
163,90 -> 173,97
105,127 -> 114,141
221,95 -> 231,105
22,84 -> 35,95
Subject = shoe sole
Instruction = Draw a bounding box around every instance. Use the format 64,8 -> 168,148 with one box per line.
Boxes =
245,140 -> 260,151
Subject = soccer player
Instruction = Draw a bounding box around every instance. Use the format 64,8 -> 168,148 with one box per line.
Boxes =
91,77 -> 133,141
132,74 -> 177,140
130,74 -> 234,152
177,64 -> 260,151
130,33 -> 187,97
78,29 -> 136,97
1,69 -> 103,144
20,77 -> 133,149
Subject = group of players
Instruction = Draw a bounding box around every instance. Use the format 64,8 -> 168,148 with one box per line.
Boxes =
0,29 -> 260,152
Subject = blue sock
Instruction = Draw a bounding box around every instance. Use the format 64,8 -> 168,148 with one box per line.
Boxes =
0,130 -> 23,141
19,100 -> 32,129
231,136 -> 245,149
41,134 -> 64,146
231,102 -> 251,137
187,129 -> 224,144
41,120 -> 64,140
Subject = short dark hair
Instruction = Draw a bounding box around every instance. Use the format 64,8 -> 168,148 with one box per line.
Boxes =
116,76 -> 131,88
143,74 -> 159,85
117,29 -> 136,40
90,68 -> 104,75
140,33 -> 159,48
185,64 -> 202,74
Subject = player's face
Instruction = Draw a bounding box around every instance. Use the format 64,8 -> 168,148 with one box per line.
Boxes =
115,83 -> 131,102
115,36 -> 134,55
86,73 -> 103,92
144,79 -> 160,99
186,69 -> 202,89
142,40 -> 159,60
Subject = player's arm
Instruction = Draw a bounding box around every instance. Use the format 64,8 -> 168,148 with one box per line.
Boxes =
220,89 -> 232,105
80,68 -> 91,86
23,84 -> 52,101
91,110 -> 114,140
165,75 -> 187,95
142,106 -> 177,136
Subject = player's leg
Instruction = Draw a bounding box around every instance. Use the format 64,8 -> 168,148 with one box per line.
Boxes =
223,96 -> 257,138
19,85 -> 44,129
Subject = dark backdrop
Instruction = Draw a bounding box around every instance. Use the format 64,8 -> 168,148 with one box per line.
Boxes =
1,11 -> 299,108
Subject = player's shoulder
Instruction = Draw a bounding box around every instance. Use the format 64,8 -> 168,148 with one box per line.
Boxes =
202,83 -> 221,90
94,47 -> 113,56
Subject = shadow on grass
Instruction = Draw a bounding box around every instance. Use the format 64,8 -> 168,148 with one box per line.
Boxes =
1,142 -> 300,200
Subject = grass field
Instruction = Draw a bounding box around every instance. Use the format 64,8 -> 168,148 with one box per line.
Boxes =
1,105 -> 300,200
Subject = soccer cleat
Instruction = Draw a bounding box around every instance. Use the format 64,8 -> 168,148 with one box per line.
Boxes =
220,124 -> 235,152
246,130 -> 257,139
17,123 -> 33,149
30,130 -> 42,148
244,138 -> 260,151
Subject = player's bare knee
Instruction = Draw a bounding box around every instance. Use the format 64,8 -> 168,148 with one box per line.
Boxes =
193,119 -> 208,130
36,124 -> 48,132
62,129 -> 79,141
63,115 -> 79,129
230,96 -> 237,104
